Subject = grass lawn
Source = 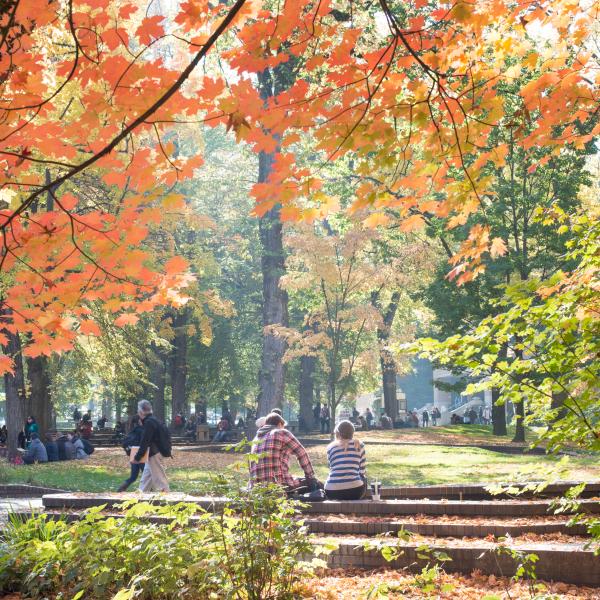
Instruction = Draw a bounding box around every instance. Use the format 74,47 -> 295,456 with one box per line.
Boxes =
1,439 -> 599,493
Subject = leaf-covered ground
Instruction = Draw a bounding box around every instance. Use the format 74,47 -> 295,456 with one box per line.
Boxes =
299,568 -> 599,599
1,436 -> 599,493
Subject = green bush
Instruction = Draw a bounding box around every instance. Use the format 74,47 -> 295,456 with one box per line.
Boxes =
0,485 -> 314,599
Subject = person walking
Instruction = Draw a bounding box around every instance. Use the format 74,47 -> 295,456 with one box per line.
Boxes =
365,408 -> 374,430
313,403 -> 321,430
320,405 -> 330,434
133,400 -> 170,493
324,420 -> 367,500
118,415 -> 145,492
422,410 -> 429,427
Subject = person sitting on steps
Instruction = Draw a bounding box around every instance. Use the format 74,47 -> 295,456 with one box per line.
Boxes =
212,416 -> 231,443
324,420 -> 367,500
249,412 -> 321,496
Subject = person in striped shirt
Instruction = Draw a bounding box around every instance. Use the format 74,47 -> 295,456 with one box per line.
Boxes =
325,420 -> 367,500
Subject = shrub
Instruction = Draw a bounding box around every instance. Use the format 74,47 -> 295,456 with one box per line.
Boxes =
0,484 -> 314,599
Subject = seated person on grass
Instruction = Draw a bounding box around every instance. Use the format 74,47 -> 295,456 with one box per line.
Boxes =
23,432 -> 48,464
249,412 -> 321,495
44,433 -> 59,462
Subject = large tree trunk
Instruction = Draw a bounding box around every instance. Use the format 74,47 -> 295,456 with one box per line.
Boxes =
257,198 -> 288,416
373,291 -> 400,420
256,69 -> 289,417
171,309 -> 189,423
27,355 -> 54,436
299,352 -> 316,432
150,344 -> 167,422
380,355 -> 398,419
3,327 -> 27,460
491,386 -> 507,436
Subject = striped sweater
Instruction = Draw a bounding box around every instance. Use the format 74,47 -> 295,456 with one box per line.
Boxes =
325,440 -> 366,490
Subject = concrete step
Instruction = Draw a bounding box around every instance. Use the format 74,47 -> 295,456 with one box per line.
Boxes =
377,481 -> 600,500
306,516 -> 589,537
17,507 -> 588,538
320,536 -> 600,586
41,493 -> 600,517
13,505 -> 598,586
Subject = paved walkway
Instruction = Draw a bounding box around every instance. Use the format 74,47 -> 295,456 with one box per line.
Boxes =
0,497 -> 43,522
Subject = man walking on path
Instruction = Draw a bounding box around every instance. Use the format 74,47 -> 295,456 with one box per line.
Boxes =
133,400 -> 170,493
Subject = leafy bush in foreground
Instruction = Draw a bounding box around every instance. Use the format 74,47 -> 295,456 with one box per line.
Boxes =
0,485 -> 314,599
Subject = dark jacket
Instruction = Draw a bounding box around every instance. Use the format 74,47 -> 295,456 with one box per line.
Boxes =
45,441 -> 59,462
134,415 -> 160,462
24,438 -> 48,463
122,425 -> 144,454
57,436 -> 76,460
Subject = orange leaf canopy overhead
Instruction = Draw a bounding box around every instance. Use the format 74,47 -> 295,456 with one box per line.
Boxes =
0,0 -> 597,367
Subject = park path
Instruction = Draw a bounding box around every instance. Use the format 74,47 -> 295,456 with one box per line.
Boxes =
0,497 -> 43,523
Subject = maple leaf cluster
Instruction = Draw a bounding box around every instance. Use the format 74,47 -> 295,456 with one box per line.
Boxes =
0,0 -> 597,370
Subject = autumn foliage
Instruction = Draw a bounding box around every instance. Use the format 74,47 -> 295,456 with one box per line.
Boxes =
0,0 -> 598,369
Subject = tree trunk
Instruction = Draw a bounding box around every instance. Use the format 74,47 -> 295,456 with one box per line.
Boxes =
195,398 -> 207,420
380,355 -> 398,419
150,345 -> 167,422
256,154 -> 288,417
171,309 -> 189,423
256,67 -> 293,418
491,386 -> 507,436
126,396 -> 137,417
512,399 -> 526,443
550,390 -> 568,425
3,327 -> 27,460
27,355 -> 54,436
512,348 -> 526,443
115,392 -> 123,422
299,352 -> 316,432
373,291 -> 400,420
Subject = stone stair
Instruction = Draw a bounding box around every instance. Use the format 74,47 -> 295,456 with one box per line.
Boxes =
11,481 -> 600,586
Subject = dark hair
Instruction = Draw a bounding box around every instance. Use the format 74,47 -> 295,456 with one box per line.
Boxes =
264,412 -> 286,427
271,408 -> 283,417
30,432 -> 39,440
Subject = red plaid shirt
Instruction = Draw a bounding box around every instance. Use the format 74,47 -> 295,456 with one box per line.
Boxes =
250,426 -> 315,487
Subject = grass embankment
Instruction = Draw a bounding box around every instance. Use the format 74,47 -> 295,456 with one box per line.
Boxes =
2,432 -> 599,493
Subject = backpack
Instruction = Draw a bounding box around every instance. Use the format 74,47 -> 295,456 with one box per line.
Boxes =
153,418 -> 172,458
81,438 -> 94,455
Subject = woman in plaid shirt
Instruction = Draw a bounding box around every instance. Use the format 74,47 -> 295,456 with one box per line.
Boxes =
250,412 -> 318,492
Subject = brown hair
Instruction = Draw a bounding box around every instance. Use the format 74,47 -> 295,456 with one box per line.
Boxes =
265,412 -> 286,427
334,420 -> 359,450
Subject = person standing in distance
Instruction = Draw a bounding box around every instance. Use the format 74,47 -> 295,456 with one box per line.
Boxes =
133,400 -> 170,492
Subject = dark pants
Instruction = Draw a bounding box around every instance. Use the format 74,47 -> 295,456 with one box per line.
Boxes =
121,462 -> 145,490
325,482 -> 367,500
285,478 -> 323,497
